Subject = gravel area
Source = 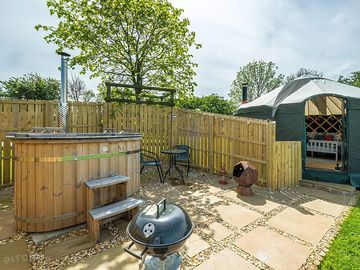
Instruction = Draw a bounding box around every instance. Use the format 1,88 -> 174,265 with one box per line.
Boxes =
0,168 -> 358,270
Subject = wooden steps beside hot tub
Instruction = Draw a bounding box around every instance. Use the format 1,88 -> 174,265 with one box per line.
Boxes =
85,175 -> 130,189
88,198 -> 143,242
85,175 -> 143,242
89,198 -> 144,220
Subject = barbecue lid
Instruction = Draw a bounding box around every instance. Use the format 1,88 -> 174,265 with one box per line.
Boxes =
127,199 -> 193,247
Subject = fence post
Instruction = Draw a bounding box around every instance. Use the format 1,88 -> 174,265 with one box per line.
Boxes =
296,142 -> 302,185
2,141 -> 11,186
103,103 -> 109,132
208,115 -> 215,174
266,122 -> 276,190
170,107 -> 178,147
0,141 -> 3,186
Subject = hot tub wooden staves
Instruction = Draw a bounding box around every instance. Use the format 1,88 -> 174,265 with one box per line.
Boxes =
8,133 -> 142,232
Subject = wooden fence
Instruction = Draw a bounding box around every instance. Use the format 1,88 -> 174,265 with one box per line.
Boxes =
103,103 -> 173,155
0,100 -> 59,187
0,99 -> 302,190
175,109 -> 302,190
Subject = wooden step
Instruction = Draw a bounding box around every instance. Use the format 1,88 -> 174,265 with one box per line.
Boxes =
85,175 -> 130,189
89,197 -> 143,221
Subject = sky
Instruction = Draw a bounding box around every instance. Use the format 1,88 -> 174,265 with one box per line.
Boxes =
1,0 -> 360,97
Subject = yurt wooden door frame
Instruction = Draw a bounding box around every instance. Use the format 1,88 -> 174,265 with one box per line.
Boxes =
304,95 -> 347,173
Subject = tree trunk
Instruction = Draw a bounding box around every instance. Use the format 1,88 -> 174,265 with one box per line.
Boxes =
135,67 -> 142,102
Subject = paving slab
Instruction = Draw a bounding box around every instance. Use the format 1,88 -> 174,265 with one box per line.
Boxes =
267,207 -> 334,244
213,203 -> 262,229
182,233 -> 210,257
201,222 -> 233,241
300,199 -> 345,217
191,195 -> 223,209
44,233 -> 94,261
61,242 -> 139,270
0,239 -> 30,270
30,224 -> 86,244
235,227 -> 311,270
0,209 -> 16,240
223,191 -> 281,213
295,186 -> 350,205
194,248 -> 258,270
0,193 -> 12,209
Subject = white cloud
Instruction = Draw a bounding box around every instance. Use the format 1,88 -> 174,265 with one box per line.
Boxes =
331,12 -> 347,26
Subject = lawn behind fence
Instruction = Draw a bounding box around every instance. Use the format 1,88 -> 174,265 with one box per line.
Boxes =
319,196 -> 360,270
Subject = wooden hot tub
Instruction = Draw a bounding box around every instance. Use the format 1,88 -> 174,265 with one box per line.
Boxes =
8,132 -> 142,232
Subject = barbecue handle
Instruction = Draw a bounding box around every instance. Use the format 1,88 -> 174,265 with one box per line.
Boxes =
156,198 -> 167,218
124,242 -> 148,260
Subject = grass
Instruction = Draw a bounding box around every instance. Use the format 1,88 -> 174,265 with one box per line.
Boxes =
319,196 -> 360,270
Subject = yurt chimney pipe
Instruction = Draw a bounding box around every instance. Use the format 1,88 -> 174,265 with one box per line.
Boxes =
242,83 -> 248,104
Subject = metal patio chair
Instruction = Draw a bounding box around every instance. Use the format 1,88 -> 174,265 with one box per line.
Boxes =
172,145 -> 191,177
140,149 -> 164,183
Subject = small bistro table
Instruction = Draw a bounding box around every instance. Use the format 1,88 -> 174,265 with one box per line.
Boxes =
161,148 -> 187,184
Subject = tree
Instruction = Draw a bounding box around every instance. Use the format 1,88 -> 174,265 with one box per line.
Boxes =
178,94 -> 236,115
0,86 -> 5,98
0,73 -> 60,100
68,74 -> 95,102
68,75 -> 86,102
82,90 -> 96,102
229,60 -> 284,103
338,71 -> 360,88
285,68 -> 323,83
36,0 -> 201,100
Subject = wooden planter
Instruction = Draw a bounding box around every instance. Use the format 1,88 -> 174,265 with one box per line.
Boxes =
9,133 -> 142,232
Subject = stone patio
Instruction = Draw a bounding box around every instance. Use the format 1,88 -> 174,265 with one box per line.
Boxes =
235,227 -> 312,270
0,169 -> 357,270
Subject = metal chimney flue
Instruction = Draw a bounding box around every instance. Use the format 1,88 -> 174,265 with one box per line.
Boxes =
58,52 -> 70,132
242,83 -> 248,104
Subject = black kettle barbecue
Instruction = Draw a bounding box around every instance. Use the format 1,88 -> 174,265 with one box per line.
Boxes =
125,198 -> 193,264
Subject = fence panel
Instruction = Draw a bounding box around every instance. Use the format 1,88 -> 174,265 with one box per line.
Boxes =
175,109 -> 271,184
268,141 -> 302,190
214,115 -> 269,185
0,100 -> 59,186
265,118 -> 302,190
175,109 -> 211,170
68,102 -> 103,132
103,103 -> 173,156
